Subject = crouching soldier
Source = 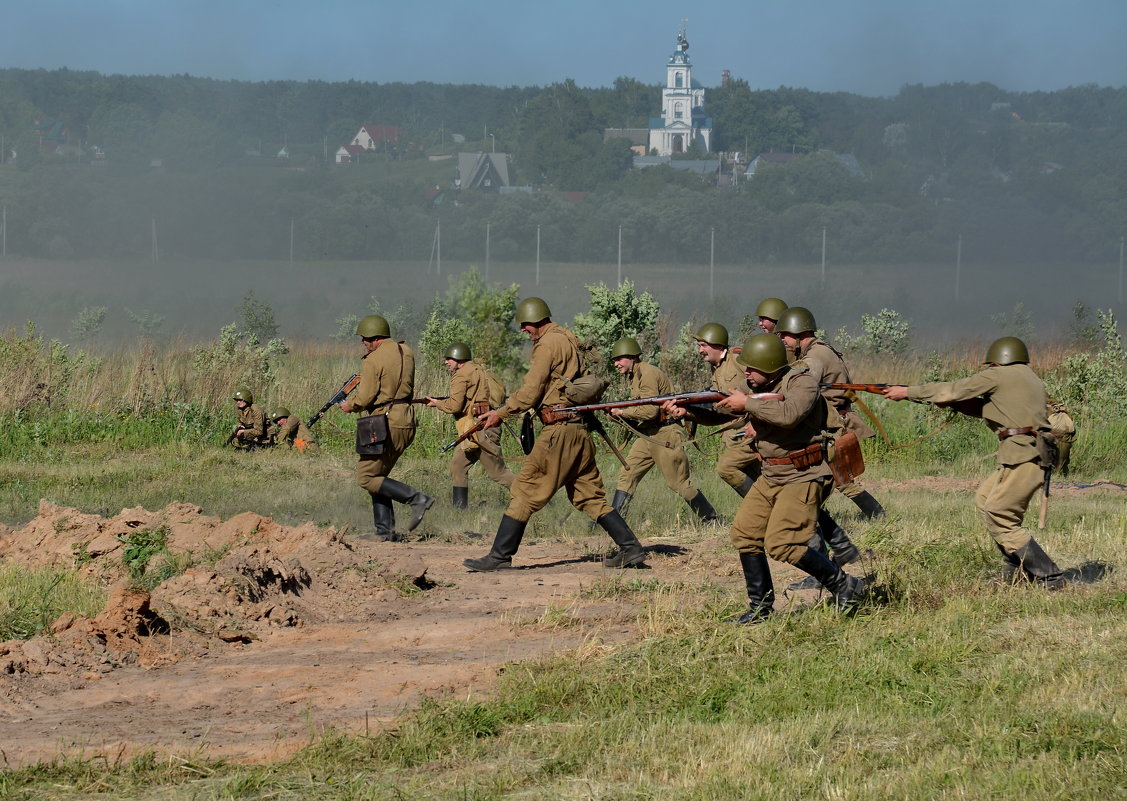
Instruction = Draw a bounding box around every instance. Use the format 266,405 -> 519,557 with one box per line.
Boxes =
270,406 -> 317,451
230,387 -> 271,450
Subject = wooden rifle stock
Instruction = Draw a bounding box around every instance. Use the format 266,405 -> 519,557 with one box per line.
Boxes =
307,374 -> 361,428
818,382 -> 901,394
441,420 -> 486,453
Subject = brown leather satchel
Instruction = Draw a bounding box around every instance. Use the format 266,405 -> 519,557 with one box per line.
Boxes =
828,430 -> 865,487
356,413 -> 390,456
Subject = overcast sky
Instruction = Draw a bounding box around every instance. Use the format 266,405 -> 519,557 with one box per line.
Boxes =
4,0 -> 1126,96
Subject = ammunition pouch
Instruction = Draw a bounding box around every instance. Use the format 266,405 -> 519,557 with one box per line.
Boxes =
472,400 -> 492,417
356,414 -> 390,456
538,405 -> 578,425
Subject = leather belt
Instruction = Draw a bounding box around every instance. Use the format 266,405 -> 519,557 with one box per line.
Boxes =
764,442 -> 824,468
997,426 -> 1034,441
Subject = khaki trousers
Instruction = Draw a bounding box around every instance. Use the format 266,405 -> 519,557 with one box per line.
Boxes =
717,431 -> 762,490
616,424 -> 697,501
506,422 -> 611,523
355,425 -> 415,494
449,427 -> 516,489
730,476 -> 832,564
975,461 -> 1043,553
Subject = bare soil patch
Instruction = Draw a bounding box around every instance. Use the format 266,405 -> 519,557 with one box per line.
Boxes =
0,502 -> 756,768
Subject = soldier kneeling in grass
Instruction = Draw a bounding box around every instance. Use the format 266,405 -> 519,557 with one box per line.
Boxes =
270,406 -> 317,452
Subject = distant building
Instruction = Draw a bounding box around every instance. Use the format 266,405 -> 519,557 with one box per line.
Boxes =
456,152 -> 511,191
604,128 -> 650,155
351,125 -> 400,150
744,151 -> 798,177
648,25 -> 712,156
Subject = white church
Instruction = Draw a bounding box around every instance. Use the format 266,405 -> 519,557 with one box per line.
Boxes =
604,25 -> 713,157
649,26 -> 712,155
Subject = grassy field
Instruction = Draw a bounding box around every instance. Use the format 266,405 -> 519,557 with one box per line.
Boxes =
1,333 -> 1126,798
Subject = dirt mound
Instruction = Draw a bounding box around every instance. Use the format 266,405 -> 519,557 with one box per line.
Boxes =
0,502 -> 430,678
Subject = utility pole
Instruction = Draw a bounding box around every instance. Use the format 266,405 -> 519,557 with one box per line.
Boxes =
437,219 -> 441,276
617,224 -> 626,286
485,222 -> 490,282
821,227 -> 827,285
536,224 -> 541,286
289,217 -> 294,264
151,217 -> 159,265
955,234 -> 963,304
1119,235 -> 1124,305
2,205 -> 6,258
709,226 -> 715,302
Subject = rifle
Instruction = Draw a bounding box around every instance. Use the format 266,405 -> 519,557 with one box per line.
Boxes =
441,419 -> 486,453
223,425 -> 242,447
413,396 -> 449,403
554,390 -> 781,417
307,374 -> 361,429
818,382 -> 985,418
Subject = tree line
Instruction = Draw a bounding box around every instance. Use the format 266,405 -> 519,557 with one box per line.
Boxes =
1,68 -> 1125,265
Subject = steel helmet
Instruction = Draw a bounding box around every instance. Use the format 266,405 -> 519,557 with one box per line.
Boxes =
444,341 -> 472,361
515,297 -> 552,325
693,322 -> 729,348
984,336 -> 1030,365
736,334 -> 789,374
776,306 -> 817,336
232,387 -> 254,404
755,297 -> 788,321
270,406 -> 291,421
611,336 -> 642,359
355,314 -> 391,338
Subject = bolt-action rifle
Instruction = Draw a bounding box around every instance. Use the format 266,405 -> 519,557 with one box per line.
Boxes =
441,419 -> 486,453
554,389 -> 781,417
307,374 -> 361,429
818,382 -> 985,418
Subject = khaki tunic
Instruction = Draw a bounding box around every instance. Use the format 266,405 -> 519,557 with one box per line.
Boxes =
796,337 -> 875,498
908,364 -> 1049,553
351,339 -> 417,494
234,404 -> 268,447
434,361 -> 515,489
614,361 -> 697,501
730,364 -> 832,564
709,349 -> 761,490
496,322 -> 610,523
273,417 -> 317,451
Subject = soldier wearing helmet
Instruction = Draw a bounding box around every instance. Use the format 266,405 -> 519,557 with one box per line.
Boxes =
426,341 -> 515,509
464,297 -> 648,572
338,314 -> 433,541
269,405 -> 317,452
605,336 -> 721,525
883,337 -> 1065,588
692,321 -> 761,497
755,297 -> 788,334
666,333 -> 872,621
772,306 -> 875,584
230,387 -> 270,449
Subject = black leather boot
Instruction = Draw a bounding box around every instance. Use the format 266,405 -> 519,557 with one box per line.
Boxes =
463,515 -> 526,572
1014,538 -> 1066,589
597,511 -> 647,568
378,478 -> 435,532
610,489 -> 632,518
788,532 -> 828,590
735,551 -> 775,624
368,493 -> 398,541
850,491 -> 886,520
736,474 -> 755,497
819,508 -> 861,566
452,486 -> 469,510
686,491 -> 723,524
794,547 -> 871,612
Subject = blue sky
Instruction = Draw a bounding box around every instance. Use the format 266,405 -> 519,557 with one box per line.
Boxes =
4,0 -> 1126,95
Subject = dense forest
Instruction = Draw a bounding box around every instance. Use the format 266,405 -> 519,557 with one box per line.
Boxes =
0,67 -> 1125,265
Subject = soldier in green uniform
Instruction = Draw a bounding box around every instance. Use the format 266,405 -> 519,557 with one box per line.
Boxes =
339,314 -> 434,541
231,388 -> 270,449
693,322 -> 760,496
755,297 -> 788,334
427,341 -> 515,509
666,334 -> 870,621
606,336 -> 721,524
269,406 -> 317,452
1046,399 -> 1076,476
463,298 -> 648,572
883,337 -> 1065,587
